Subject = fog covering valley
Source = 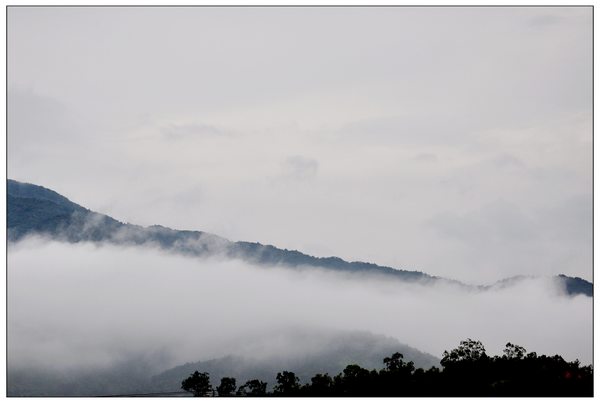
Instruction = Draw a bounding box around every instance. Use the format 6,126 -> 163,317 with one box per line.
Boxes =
5,180 -> 593,396
7,6 -> 592,397
8,236 -> 592,395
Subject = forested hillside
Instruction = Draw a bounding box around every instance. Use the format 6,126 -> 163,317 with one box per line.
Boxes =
7,179 -> 592,296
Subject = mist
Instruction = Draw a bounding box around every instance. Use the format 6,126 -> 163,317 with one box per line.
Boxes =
8,7 -> 592,284
8,237 -> 592,380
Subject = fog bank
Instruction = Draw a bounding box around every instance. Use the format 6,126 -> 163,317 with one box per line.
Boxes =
8,238 -> 592,376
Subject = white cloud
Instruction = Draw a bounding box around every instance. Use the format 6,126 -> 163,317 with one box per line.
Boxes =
279,156 -> 319,181
8,239 -> 592,375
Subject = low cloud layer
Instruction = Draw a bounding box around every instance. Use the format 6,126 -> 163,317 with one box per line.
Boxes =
8,238 -> 592,378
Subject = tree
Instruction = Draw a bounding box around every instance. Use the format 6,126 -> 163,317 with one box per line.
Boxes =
503,343 -> 526,360
441,339 -> 487,366
178,340 -> 592,397
440,339 -> 491,396
181,371 -> 213,397
384,352 -> 404,371
383,352 -> 415,375
336,364 -> 375,396
274,371 -> 301,396
379,352 -> 416,395
307,373 -> 334,396
237,379 -> 268,396
216,377 -> 236,397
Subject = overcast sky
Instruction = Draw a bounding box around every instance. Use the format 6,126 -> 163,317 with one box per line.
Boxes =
7,6 -> 592,283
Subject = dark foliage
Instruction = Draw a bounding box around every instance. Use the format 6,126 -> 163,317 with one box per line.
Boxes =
181,371 -> 212,397
303,373 -> 334,396
181,340 -> 592,397
215,377 -> 236,397
273,371 -> 301,396
236,379 -> 267,396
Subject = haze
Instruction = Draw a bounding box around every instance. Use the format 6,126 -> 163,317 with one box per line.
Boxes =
8,238 -> 592,377
7,6 -> 592,284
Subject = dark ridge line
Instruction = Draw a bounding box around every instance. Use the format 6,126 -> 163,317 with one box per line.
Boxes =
6,179 -> 592,296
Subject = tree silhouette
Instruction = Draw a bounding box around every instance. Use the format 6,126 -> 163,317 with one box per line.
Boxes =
216,377 -> 236,397
379,352 -> 416,396
178,340 -> 592,397
503,342 -> 526,359
441,338 -> 487,365
383,352 -> 415,375
237,379 -> 268,396
335,364 -> 376,396
305,373 -> 334,396
181,371 -> 212,397
274,371 -> 301,396
440,339 -> 491,395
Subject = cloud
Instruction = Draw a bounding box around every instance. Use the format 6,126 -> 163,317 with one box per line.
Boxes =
428,199 -> 536,243
528,13 -> 564,28
280,156 -> 319,181
414,153 -> 438,163
8,89 -> 82,160
337,115 -> 473,146
7,7 -> 591,291
8,239 -> 592,379
426,195 -> 592,282
160,122 -> 228,140
490,153 -> 525,169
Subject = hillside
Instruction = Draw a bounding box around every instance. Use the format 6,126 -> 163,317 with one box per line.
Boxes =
7,179 -> 592,296
149,331 -> 440,394
7,331 -> 440,397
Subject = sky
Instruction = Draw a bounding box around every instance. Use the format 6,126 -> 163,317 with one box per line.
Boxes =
7,6 -> 592,284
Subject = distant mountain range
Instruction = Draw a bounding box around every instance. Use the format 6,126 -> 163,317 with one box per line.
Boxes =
7,179 -> 592,297
148,331 -> 440,395
7,330 -> 440,397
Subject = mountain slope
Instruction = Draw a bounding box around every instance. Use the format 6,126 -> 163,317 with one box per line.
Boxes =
7,331 -> 440,397
557,274 -> 593,297
6,179 -> 592,296
149,331 -> 440,393
6,179 -> 434,282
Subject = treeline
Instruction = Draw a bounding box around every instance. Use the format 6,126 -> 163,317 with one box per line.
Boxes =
181,339 -> 592,397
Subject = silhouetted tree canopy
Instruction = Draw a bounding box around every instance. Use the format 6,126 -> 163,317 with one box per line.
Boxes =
181,371 -> 212,397
216,377 -> 236,397
274,371 -> 301,396
503,342 -> 526,359
304,373 -> 334,396
237,379 -> 268,397
441,338 -> 487,365
180,340 -> 592,397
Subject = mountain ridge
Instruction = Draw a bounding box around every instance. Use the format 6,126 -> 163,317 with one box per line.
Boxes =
7,330 -> 441,397
6,179 -> 592,296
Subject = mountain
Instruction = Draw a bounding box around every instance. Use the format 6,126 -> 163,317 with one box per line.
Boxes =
149,331 -> 440,394
556,274 -> 593,297
7,330 -> 440,397
6,179 -> 435,282
6,179 -> 592,296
